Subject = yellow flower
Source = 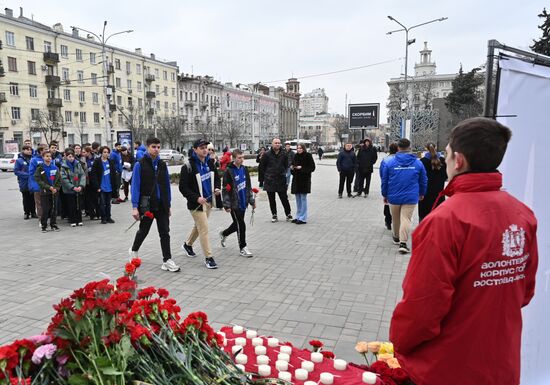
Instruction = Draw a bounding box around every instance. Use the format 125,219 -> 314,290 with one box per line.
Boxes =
378,353 -> 394,362
367,341 -> 381,354
387,357 -> 401,369
355,341 -> 369,354
379,342 -> 394,355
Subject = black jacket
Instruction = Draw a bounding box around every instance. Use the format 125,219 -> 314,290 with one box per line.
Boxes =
222,163 -> 255,211
420,156 -> 447,199
90,157 -> 117,197
260,148 -> 288,193
356,145 -> 378,173
179,156 -> 220,211
291,152 -> 316,194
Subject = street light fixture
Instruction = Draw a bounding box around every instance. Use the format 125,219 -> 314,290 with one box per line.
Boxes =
386,16 -> 448,131
70,21 -> 133,147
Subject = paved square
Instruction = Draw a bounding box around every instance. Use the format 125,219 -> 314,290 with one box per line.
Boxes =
0,156 -> 414,362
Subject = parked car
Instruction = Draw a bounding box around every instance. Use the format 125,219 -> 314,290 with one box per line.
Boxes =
0,153 -> 18,172
159,149 -> 184,162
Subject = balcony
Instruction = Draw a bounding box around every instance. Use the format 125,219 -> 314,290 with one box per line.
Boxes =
109,104 -> 117,112
147,108 -> 155,115
107,64 -> 115,74
146,91 -> 156,99
43,52 -> 60,64
200,101 -> 208,109
47,98 -> 63,108
145,74 -> 155,82
45,75 -> 61,87
184,100 -> 195,107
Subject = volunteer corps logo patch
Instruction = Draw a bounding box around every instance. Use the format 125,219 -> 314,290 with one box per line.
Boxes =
502,224 -> 526,258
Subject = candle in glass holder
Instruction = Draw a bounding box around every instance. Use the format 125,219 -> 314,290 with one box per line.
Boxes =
256,355 -> 269,365
232,325 -> 244,334
278,371 -> 291,381
267,337 -> 279,347
258,364 -> 271,377
236,364 -> 245,372
295,368 -> 308,381
334,359 -> 347,370
362,371 -> 377,384
320,372 -> 334,384
276,360 -> 288,372
235,354 -> 248,365
301,360 -> 314,372
232,345 -> 243,355
311,352 -> 323,363
280,345 -> 292,355
255,346 -> 267,356
277,353 -> 290,362
252,337 -> 264,347
235,337 -> 247,346
246,330 -> 257,339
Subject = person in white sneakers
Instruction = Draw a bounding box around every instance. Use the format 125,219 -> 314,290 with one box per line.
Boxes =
128,137 -> 180,273
220,149 -> 256,257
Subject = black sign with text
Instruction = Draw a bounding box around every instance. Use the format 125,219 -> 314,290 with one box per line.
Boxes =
348,103 -> 379,129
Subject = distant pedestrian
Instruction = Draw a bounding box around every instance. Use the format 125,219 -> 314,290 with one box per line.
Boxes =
110,142 -> 124,204
14,145 -> 36,219
381,138 -> 427,254
34,151 -> 61,232
82,146 -> 99,220
219,146 -> 232,172
134,140 -> 146,161
260,138 -> 293,222
28,145 -> 46,223
379,143 -> 398,230
120,146 -> 135,202
317,146 -> 324,161
290,142 -> 316,224
91,146 -> 117,224
256,147 -> 266,188
336,143 -> 357,198
91,142 -> 101,159
219,149 -> 256,257
179,139 -> 221,269
418,143 -> 447,221
355,138 -> 378,197
284,142 -> 295,187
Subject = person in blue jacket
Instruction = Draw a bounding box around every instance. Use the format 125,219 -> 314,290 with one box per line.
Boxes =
336,143 -> 357,198
28,144 -> 46,222
134,140 -> 147,161
381,138 -> 427,254
110,142 -> 123,204
14,145 -> 37,219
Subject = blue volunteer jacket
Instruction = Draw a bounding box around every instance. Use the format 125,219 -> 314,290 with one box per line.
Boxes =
381,152 -> 428,205
28,154 -> 44,192
14,154 -> 32,191
110,149 -> 123,173
135,145 -> 147,161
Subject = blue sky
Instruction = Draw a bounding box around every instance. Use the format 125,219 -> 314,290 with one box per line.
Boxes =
2,0 -> 546,119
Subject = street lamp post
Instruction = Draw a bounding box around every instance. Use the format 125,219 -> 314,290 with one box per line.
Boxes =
70,22 -> 133,147
387,16 -> 447,137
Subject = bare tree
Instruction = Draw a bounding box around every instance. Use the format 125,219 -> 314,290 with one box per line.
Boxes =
387,83 -> 406,112
219,116 -> 242,147
73,122 -> 87,145
118,105 -> 147,142
331,115 -> 350,146
156,115 -> 185,149
412,77 -> 436,110
29,110 -> 63,146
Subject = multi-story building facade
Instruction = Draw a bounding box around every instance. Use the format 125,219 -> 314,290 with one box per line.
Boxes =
269,78 -> 300,142
298,87 -> 337,145
299,88 -> 328,117
0,7 -> 178,151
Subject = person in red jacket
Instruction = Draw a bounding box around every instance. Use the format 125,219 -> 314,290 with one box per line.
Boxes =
219,147 -> 232,172
390,117 -> 538,385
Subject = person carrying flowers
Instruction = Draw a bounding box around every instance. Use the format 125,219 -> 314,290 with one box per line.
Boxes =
219,149 -> 256,257
34,150 -> 62,232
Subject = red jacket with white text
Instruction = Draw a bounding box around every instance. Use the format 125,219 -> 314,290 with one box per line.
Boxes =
390,172 -> 538,385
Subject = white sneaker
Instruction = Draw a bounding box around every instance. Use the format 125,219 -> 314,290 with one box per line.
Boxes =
70,223 -> 77,227
219,231 -> 227,247
161,259 -> 181,272
128,248 -> 138,259
239,247 -> 253,258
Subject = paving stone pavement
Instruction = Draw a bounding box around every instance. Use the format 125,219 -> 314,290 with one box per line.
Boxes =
0,155 -> 417,362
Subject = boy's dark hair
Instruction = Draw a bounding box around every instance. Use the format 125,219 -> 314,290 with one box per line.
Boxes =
42,150 -> 52,157
134,140 -> 142,146
83,146 -> 92,153
64,148 -> 75,156
22,145 -> 32,151
73,144 -> 81,148
449,117 -> 512,172
114,142 -> 121,147
398,138 -> 411,149
232,149 -> 243,158
388,143 -> 398,154
99,146 -> 111,154
36,145 -> 46,154
146,137 -> 161,146
91,142 -> 100,150
50,140 -> 58,146
120,146 -> 127,152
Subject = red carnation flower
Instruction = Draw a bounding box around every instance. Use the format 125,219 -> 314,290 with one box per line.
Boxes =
73,176 -> 79,181
144,211 -> 154,219
252,187 -> 260,194
157,288 -> 169,298
225,184 -> 232,192
321,350 -> 335,359
125,262 -> 136,275
309,339 -> 323,348
49,175 -> 55,181
130,257 -> 142,268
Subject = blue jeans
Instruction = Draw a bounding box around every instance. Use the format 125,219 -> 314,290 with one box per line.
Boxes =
286,168 -> 292,187
295,193 -> 308,222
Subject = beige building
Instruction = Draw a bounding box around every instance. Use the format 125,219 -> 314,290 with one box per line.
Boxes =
269,78 -> 300,143
0,7 -> 178,151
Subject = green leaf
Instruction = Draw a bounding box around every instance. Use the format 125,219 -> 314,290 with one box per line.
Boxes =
100,366 -> 124,375
120,335 -> 134,358
95,356 -> 111,368
68,374 -> 89,385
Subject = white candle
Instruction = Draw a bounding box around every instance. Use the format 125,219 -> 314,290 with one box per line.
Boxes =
231,345 -> 243,355
233,325 -> 244,334
278,371 -> 291,381
252,337 -> 264,347
334,358 -> 347,370
280,345 -> 292,355
295,368 -> 308,381
304,382 -> 317,385
362,371 -> 377,384
275,360 -> 288,372
218,331 -> 226,339
246,330 -> 257,339
311,352 -> 323,363
320,372 -> 334,385
258,364 -> 271,377
301,360 -> 314,372
267,337 -> 279,347
235,354 -> 248,365
236,364 -> 245,372
277,353 -> 290,362
256,355 -> 269,365
254,345 -> 267,356
235,337 -> 247,346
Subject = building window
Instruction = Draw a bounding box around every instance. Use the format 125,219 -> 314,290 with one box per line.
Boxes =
94,134 -> 101,143
25,36 -> 34,51
79,112 -> 87,123
138,98 -> 143,108
76,49 -> 83,61
43,41 -> 52,53
60,45 -> 68,58
66,133 -> 74,145
11,107 -> 21,120
127,79 -> 132,90
81,134 -> 88,144
163,70 -> 168,80
5,31 -> 15,46
94,112 -> 100,123
137,81 -> 142,92
156,101 -> 160,109
64,89 -> 71,101
172,102 -> 176,111
126,61 -> 131,74
92,92 -> 99,104
163,86 -> 168,95
171,72 -> 176,81
9,83 -> 19,96
77,71 -> 84,83
31,109 -> 40,120
65,111 -> 72,123
128,97 -> 133,107
117,95 -> 122,105
91,73 -> 97,84
47,88 -> 55,99
118,114 -> 123,125
79,91 -> 85,103
155,69 -> 159,78
172,88 -> 175,97
115,59 -> 121,70
62,67 -> 70,81
29,85 -> 38,98
156,85 -> 160,93
136,64 -> 142,74
7,57 -> 17,72
27,61 -> 36,75
164,102 -> 169,110
90,52 -> 96,64
115,78 -> 121,88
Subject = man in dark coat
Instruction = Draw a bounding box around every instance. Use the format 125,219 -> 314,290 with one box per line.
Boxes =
260,138 -> 292,222
355,138 -> 378,197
